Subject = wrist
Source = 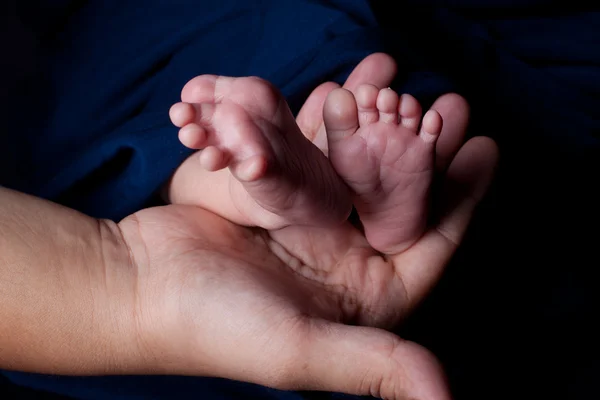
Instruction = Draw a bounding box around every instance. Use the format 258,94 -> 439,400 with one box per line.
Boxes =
115,214 -> 182,376
93,219 -> 154,374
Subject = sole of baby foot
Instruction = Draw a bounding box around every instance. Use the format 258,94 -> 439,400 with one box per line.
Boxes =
325,85 -> 442,254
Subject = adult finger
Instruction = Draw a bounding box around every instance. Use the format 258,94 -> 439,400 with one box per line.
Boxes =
296,81 -> 341,143
343,52 -> 397,92
429,93 -> 470,172
393,136 -> 499,311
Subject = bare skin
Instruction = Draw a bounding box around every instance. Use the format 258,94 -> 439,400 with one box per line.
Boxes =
169,73 -> 441,255
325,86 -> 442,253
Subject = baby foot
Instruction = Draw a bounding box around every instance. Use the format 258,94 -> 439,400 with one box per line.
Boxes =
324,85 -> 442,253
169,75 -> 351,229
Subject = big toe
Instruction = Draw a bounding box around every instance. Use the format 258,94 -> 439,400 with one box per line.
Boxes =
324,88 -> 359,143
170,102 -> 196,127
181,75 -> 220,103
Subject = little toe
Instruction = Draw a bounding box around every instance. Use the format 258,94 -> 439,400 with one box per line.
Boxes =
355,84 -> 380,125
419,110 -> 443,144
179,123 -> 207,149
398,94 -> 422,132
199,146 -> 229,171
324,88 -> 359,143
376,88 -> 400,124
231,155 -> 268,182
170,102 -> 196,128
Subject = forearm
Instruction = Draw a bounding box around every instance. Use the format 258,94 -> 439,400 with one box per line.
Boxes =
0,187 -> 143,375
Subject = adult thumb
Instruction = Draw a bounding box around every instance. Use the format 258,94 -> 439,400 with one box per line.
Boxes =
287,321 -> 451,400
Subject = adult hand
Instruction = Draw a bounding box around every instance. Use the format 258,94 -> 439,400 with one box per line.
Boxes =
119,54 -> 498,400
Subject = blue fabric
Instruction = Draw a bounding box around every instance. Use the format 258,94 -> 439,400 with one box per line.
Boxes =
2,0 -> 599,399
2,0 -> 383,220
